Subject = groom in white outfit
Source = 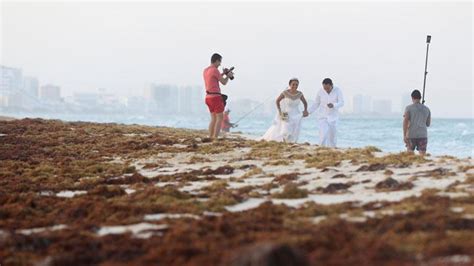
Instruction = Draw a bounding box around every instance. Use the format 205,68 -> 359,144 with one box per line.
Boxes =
308,78 -> 344,147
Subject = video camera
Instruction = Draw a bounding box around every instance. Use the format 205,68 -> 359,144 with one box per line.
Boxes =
223,67 -> 235,80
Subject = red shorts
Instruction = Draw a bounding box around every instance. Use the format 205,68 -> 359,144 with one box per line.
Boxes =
205,96 -> 225,113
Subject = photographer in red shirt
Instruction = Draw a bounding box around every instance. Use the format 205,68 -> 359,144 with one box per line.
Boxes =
203,53 -> 234,139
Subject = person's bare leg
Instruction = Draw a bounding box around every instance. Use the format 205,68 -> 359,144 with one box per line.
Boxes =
221,129 -> 229,138
418,140 -> 427,156
214,112 -> 223,138
405,139 -> 414,154
209,113 -> 217,138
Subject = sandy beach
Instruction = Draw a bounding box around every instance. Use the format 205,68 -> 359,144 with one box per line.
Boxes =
1,118 -> 473,265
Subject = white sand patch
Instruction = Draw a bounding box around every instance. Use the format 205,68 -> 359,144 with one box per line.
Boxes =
179,181 -> 213,193
139,166 -> 182,177
232,159 -> 264,169
238,160 -> 466,211
17,224 -> 67,235
360,209 -> 410,218
224,173 -> 468,211
436,255 -> 472,264
317,181 -> 453,207
339,213 -> 367,223
79,176 -> 102,182
203,211 -> 222,217
414,177 -> 460,190
463,214 -> 474,219
97,223 -> 168,238
123,133 -> 151,137
456,184 -> 474,193
155,181 -> 180,187
363,211 -> 377,218
128,139 -> 472,215
39,191 -> 55,196
109,157 -> 126,164
227,132 -> 257,140
291,162 -> 468,207
372,151 -> 388,158
450,207 -> 464,213
437,191 -> 470,198
135,148 -> 253,179
56,190 -> 87,198
225,198 -> 268,212
106,174 -> 133,182
311,215 -> 327,224
262,160 -> 307,176
228,177 -> 275,189
253,188 -> 270,196
226,181 -> 251,189
270,189 -> 419,207
465,168 -> 474,175
172,144 -> 188,148
144,213 -> 200,221
311,183 -> 430,205
272,198 -> 311,208
214,169 -> 247,179
379,209 -> 396,216
0,230 -> 8,241
125,188 -> 136,194
119,185 -> 137,194
196,198 -> 210,202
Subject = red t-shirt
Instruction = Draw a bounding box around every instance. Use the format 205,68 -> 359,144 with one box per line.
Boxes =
203,65 -> 221,96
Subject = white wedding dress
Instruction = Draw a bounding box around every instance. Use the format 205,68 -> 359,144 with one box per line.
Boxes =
261,90 -> 303,143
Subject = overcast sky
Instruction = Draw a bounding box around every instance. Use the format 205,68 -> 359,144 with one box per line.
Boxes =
1,1 -> 472,118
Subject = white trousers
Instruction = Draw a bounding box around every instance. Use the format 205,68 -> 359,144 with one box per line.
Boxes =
318,119 -> 337,147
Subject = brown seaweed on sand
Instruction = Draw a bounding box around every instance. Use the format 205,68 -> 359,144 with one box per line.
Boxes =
322,183 -> 352,193
1,119 -> 473,266
272,183 -> 309,199
375,177 -> 414,191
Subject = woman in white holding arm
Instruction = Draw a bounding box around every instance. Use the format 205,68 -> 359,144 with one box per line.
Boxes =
262,78 -> 309,143
308,78 -> 344,147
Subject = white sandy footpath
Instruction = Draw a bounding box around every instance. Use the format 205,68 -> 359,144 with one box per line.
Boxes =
24,133 -> 472,239
133,133 -> 473,212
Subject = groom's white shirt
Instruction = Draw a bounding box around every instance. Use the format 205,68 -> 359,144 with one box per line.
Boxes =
308,86 -> 344,122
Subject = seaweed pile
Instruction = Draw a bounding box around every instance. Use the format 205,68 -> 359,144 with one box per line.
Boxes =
1,118 -> 473,265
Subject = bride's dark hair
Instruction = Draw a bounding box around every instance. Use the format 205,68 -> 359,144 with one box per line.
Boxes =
289,78 -> 299,85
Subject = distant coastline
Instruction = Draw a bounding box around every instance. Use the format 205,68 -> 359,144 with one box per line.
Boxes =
0,115 -> 16,121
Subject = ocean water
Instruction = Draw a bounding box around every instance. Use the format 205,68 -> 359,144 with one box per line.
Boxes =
4,113 -> 473,158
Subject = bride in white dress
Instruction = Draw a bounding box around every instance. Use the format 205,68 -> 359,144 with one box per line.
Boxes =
262,78 -> 309,143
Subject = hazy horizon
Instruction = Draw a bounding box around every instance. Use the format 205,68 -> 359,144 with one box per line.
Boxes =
1,1 -> 472,118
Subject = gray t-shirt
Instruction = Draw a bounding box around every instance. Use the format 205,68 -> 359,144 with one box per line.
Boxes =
405,103 -> 431,138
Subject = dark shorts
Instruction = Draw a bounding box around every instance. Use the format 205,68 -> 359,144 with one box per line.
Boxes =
205,96 -> 225,113
408,138 -> 428,152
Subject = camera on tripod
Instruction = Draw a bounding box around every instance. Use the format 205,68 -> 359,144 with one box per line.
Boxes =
223,67 -> 235,80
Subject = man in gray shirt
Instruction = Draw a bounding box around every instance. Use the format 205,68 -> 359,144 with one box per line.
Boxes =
403,90 -> 431,155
